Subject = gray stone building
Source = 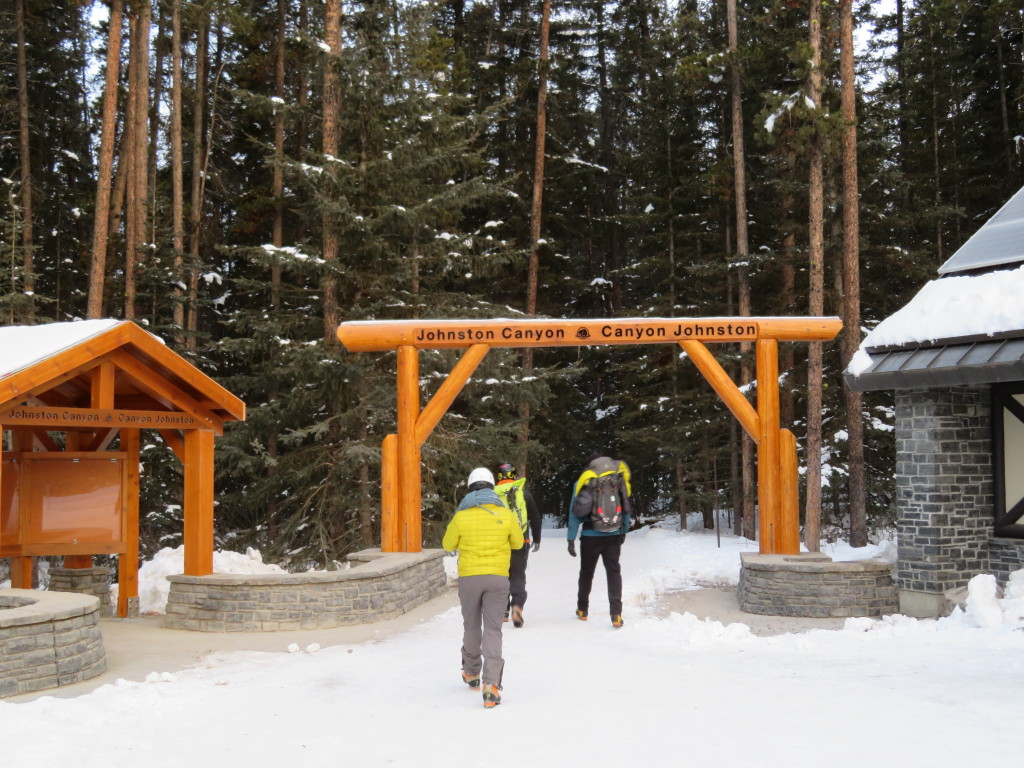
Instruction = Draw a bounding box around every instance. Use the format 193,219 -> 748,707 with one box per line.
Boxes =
846,185 -> 1024,618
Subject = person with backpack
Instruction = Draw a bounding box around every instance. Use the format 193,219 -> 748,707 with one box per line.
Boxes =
567,453 -> 632,628
442,467 -> 524,708
493,462 -> 542,628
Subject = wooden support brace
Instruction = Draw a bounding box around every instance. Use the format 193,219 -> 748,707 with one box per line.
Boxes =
679,341 -> 759,441
84,428 -> 119,453
415,344 -> 489,446
31,430 -> 60,452
158,429 -> 185,461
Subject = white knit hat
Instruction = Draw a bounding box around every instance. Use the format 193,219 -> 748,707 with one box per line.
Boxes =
467,467 -> 495,487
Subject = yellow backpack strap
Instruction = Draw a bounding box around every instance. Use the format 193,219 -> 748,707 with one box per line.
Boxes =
573,469 -> 597,497
617,461 -> 631,496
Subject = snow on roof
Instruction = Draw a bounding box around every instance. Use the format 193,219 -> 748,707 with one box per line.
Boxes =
848,264 -> 1024,376
0,319 -> 127,380
937,184 -> 1024,274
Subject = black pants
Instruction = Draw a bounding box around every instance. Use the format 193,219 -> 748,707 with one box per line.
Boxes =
577,535 -> 622,616
507,544 -> 530,609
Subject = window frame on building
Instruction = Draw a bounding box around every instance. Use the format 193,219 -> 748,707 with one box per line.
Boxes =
992,382 -> 1024,538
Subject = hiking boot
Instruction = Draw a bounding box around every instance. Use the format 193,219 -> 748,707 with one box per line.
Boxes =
503,609 -> 509,623
482,683 -> 502,708
462,671 -> 480,689
611,614 -> 624,629
575,609 -> 588,621
511,605 -> 524,628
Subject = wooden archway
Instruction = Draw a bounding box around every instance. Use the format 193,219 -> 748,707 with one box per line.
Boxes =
337,316 -> 841,556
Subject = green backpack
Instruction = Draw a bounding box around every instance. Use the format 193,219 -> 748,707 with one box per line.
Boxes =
495,478 -> 528,535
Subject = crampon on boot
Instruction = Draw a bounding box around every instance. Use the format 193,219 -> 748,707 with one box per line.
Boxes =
482,683 -> 502,708
462,671 -> 480,689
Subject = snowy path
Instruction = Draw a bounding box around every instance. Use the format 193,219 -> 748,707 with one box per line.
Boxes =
2,527 -> 1022,768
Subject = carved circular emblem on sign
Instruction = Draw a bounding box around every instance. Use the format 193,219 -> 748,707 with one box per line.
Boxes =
575,328 -> 590,339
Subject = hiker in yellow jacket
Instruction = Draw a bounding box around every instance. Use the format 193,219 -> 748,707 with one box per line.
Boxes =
442,467 -> 524,709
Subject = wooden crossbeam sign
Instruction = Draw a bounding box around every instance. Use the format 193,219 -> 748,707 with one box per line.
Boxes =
0,405 -> 201,430
337,315 -> 843,558
337,316 -> 842,351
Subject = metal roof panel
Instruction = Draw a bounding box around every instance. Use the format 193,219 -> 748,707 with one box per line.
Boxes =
845,338 -> 1024,392
938,185 -> 1024,274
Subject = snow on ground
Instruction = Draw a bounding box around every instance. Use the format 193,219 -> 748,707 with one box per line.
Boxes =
3,527 -> 1022,768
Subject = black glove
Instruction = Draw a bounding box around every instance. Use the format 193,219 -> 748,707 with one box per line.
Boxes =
531,541 -> 540,553
567,541 -> 577,557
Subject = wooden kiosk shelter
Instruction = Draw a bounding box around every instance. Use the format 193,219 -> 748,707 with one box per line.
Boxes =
337,316 -> 842,556
0,320 -> 245,616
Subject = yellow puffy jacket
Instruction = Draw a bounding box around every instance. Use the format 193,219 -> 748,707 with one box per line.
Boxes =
442,501 -> 524,578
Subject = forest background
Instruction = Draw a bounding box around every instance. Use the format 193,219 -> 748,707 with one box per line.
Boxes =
1,0 -> 1022,571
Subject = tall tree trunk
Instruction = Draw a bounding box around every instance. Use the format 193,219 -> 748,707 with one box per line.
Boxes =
267,0 -> 288,522
840,0 -> 866,547
805,0 -> 825,553
895,0 -> 908,208
124,2 -> 150,321
780,242 -> 796,427
123,8 -> 140,320
519,0 -> 552,475
170,0 -> 184,337
149,2 -> 164,264
108,127 -> 129,246
134,0 -> 151,317
727,0 -> 755,540
16,0 -> 35,321
995,28 -> 1013,175
526,0 -> 550,319
929,26 -> 944,264
89,0 -> 124,320
187,14 -> 209,348
321,0 -> 342,345
272,0 -> 286,312
780,152 -> 797,427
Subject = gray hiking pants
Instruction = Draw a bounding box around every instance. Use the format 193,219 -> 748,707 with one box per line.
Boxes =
458,574 -> 509,686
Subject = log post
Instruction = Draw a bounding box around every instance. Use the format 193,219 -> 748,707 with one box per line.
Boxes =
118,428 -> 141,616
779,428 -> 800,554
183,429 -> 214,575
756,339 -> 782,553
396,346 -> 421,552
380,433 -> 398,552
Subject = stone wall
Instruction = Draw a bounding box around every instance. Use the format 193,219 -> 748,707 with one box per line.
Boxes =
49,566 -> 113,617
165,549 -> 447,632
738,553 -> 898,618
0,589 -> 107,698
988,537 -> 1024,583
894,386 -> 995,617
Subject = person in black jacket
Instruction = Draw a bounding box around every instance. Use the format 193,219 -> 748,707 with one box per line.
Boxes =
493,462 -> 542,628
567,453 -> 632,628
